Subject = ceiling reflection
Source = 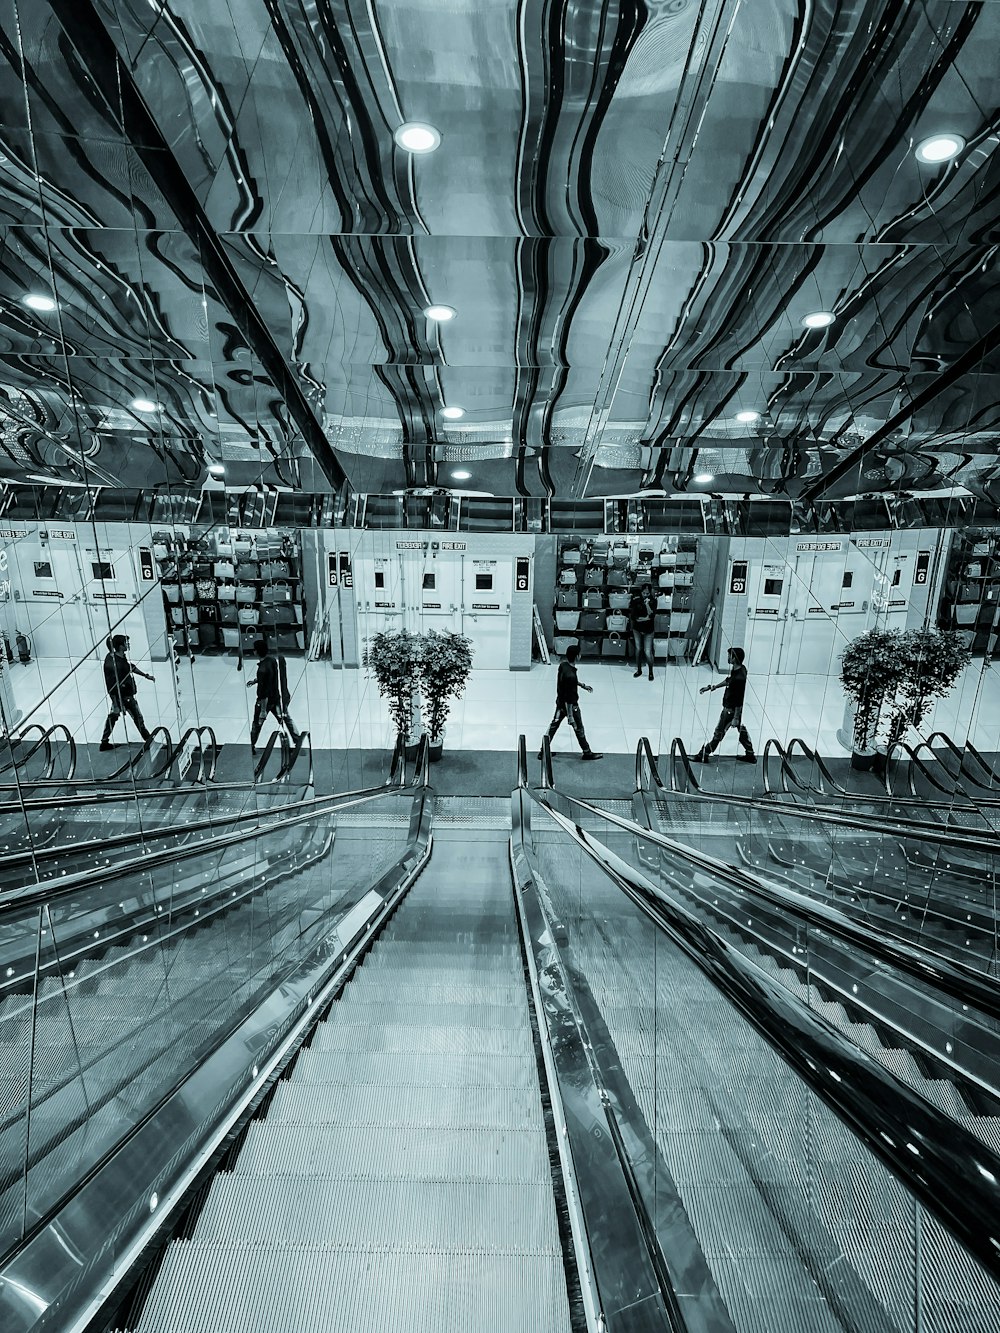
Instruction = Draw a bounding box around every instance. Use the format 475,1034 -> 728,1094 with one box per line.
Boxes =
0,0 -> 996,507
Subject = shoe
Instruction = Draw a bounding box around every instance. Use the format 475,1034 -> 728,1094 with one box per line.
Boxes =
251,747 -> 257,757
633,669 -> 642,678
99,741 -> 116,752
648,672 -> 654,681
692,748 -> 711,763
536,751 -> 543,761
739,753 -> 756,764
582,752 -> 603,761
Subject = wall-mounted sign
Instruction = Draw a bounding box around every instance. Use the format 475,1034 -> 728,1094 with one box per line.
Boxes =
139,547 -> 155,581
93,591 -> 128,600
472,603 -> 500,610
515,556 -> 530,592
374,601 -> 395,608
32,589 -> 64,598
915,550 -> 930,585
807,606 -> 826,614
796,540 -> 844,552
729,560 -> 748,595
0,529 -> 26,539
339,552 -> 353,588
47,528 -> 77,541
855,537 -> 891,549
834,601 -> 856,609
327,553 -> 337,587
396,540 -> 427,550
423,602 -> 442,609
889,599 -> 906,608
440,541 -> 467,550
754,607 -> 779,615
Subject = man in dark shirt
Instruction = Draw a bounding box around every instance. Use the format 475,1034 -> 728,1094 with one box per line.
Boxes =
539,644 -> 602,760
693,646 -> 755,763
100,634 -> 154,750
628,582 -> 656,680
247,639 -> 301,754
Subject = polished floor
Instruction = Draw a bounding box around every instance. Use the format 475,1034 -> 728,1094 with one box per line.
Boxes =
7,648 -> 1000,759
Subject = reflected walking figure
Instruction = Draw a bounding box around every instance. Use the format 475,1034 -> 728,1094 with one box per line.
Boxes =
248,639 -> 301,755
100,634 -> 153,751
539,644 -> 602,761
693,646 -> 756,763
629,582 -> 656,680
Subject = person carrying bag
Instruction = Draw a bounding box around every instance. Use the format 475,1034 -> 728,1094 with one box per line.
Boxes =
628,582 -> 656,680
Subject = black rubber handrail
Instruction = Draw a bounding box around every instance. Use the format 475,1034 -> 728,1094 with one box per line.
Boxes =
668,736 -> 702,793
885,738 -> 959,798
165,725 -> 220,784
638,739 -> 1000,853
539,734 -> 554,789
252,729 -> 286,783
890,731 -> 1000,798
277,730 -> 313,785
762,736 -> 847,798
528,787 -> 1000,1283
516,735 -> 528,789
0,724 -> 50,779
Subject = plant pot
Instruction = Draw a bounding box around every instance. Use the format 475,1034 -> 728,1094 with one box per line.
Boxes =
404,740 -> 421,762
850,748 -> 876,771
428,740 -> 444,763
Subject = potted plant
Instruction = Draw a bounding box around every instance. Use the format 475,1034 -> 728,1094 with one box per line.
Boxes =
417,629 -> 474,761
362,629 -> 423,759
839,628 -> 908,770
839,627 -> 971,769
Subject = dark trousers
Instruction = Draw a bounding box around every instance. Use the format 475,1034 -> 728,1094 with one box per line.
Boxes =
545,701 -> 591,754
251,695 -> 299,747
704,704 -> 754,756
102,695 -> 150,743
632,628 -> 654,671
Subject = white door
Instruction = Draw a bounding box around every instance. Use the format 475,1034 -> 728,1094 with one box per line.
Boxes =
404,554 -> 462,637
461,557 -> 512,669
743,561 -> 789,675
355,555 -> 404,652
777,552 -> 843,675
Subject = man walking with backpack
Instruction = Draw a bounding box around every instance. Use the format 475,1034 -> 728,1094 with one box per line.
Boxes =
100,634 -> 154,750
247,638 -> 301,755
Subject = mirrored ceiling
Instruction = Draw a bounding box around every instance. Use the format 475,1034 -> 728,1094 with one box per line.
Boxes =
0,0 -> 997,510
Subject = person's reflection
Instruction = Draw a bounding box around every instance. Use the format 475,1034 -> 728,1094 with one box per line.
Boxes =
100,634 -> 155,751
247,638 -> 300,756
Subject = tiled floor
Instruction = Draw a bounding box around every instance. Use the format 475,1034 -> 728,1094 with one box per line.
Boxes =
7,650 -> 1000,759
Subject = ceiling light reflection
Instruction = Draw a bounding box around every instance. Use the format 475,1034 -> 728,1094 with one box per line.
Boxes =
451,469 -> 471,481
208,464 -> 225,475
131,398 -> 159,413
915,134 -> 965,164
424,304 -> 456,322
394,122 -> 441,153
735,410 -> 760,423
440,406 -> 465,420
23,293 -> 56,312
694,473 -> 715,484
801,311 -> 836,330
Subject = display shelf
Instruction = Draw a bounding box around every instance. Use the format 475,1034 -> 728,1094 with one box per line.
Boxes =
937,530 -> 1000,656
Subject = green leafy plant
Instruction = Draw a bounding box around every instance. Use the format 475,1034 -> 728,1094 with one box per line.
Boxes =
417,629 -> 474,744
362,629 -> 423,742
840,627 -> 971,752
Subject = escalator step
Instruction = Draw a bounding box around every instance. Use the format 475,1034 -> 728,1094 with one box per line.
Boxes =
293,1049 -> 537,1087
344,980 -> 524,1005
266,1083 -> 540,1130
136,1246 -> 569,1333
313,1022 -> 528,1057
234,1124 -> 551,1182
190,1176 -> 564,1250
331,1000 -> 527,1028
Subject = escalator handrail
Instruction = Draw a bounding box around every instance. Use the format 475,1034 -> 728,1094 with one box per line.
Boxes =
388,732 -> 406,786
885,738 -> 959,798
516,735 -> 528,789
540,734 -> 554,789
526,786 -> 1000,1284
277,729 -> 313,785
634,735 -> 661,795
0,775 -> 428,918
104,726 -> 172,782
762,736 -> 844,799
639,739 -> 1000,854
39,723 -> 76,782
548,781 -> 1000,1026
165,725 -> 220,785
412,733 -> 430,789
0,724 -> 51,778
908,731 -> 1000,795
253,729 -> 286,783
958,735 -> 1000,789
668,736 -> 701,793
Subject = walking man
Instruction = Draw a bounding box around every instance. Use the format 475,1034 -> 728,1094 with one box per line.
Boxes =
693,646 -> 755,763
247,638 -> 301,754
629,582 -> 656,680
100,634 -> 154,750
539,644 -> 602,761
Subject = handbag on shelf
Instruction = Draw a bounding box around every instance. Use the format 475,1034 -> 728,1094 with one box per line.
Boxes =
213,561 -> 235,580
186,626 -> 201,647
235,584 -> 257,604
602,634 -> 627,658
222,627 -> 241,648
195,578 -> 217,600
591,539 -> 611,564
955,603 -> 979,625
261,584 -> 292,603
185,606 -> 198,625
169,606 -> 184,627
963,561 -> 984,579
581,588 -> 606,609
261,559 -> 291,581
584,566 -> 605,587
580,610 -> 607,632
219,603 -> 239,625
163,583 -> 182,604
556,610 -> 580,631
556,588 -> 580,609
238,607 -> 260,626
671,611 -> 692,633
608,592 -> 630,610
607,612 -> 628,633
606,569 -> 628,589
562,545 -> 582,565
653,638 -> 670,657
957,581 -> 981,603
577,633 -> 601,656
218,584 -> 236,603
674,571 -> 694,587
656,593 -> 672,611
658,552 -> 678,567
673,589 -> 693,610
654,613 -> 671,633
236,560 -> 260,581
554,636 -> 579,656
200,603 -> 220,623
638,547 -> 655,565
657,572 -> 674,589
559,568 -> 578,587
668,637 -> 686,658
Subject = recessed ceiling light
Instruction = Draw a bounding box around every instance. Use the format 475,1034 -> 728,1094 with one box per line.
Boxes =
424,304 -> 455,322
23,293 -> 56,312
393,122 -> 441,154
915,133 -> 964,164
735,410 -> 760,423
801,310 -> 836,330
694,473 -> 715,484
440,406 -> 464,420
208,463 -> 225,475
131,398 -> 159,413
451,469 -> 471,481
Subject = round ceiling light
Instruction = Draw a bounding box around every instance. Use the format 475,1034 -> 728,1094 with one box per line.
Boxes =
394,122 -> 441,154
801,310 -> 836,330
451,469 -> 471,481
23,293 -> 56,312
915,133 -> 965,164
131,398 -> 160,413
208,463 -> 225,475
424,304 -> 456,322
440,406 -> 465,420
735,410 -> 760,423
694,473 -> 715,484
